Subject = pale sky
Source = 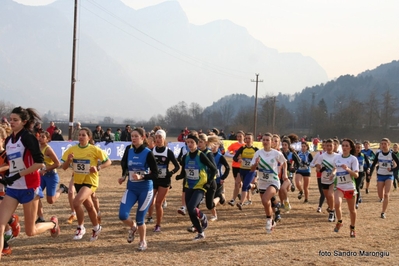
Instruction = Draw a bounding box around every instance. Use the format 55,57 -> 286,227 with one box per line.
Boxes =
14,0 -> 399,79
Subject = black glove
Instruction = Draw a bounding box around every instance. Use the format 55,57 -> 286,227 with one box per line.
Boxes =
165,172 -> 172,179
0,173 -> 21,186
288,167 -> 296,173
203,183 -> 211,190
175,174 -> 184,180
320,167 -> 326,173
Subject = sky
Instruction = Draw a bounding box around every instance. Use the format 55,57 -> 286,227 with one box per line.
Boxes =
14,0 -> 399,79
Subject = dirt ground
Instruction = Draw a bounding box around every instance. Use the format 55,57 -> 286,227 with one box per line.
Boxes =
2,157 -> 398,265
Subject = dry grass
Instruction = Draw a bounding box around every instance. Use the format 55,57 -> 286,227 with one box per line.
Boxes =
3,157 -> 398,265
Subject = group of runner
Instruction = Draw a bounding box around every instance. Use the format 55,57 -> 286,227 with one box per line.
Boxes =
0,106 -> 397,259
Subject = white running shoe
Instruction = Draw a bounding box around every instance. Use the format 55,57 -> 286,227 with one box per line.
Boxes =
127,226 -> 137,243
266,218 -> 274,234
90,226 -> 102,242
138,240 -> 147,251
209,216 -> 218,222
162,200 -> 168,208
73,227 -> 86,240
177,206 -> 187,216
328,211 -> 335,222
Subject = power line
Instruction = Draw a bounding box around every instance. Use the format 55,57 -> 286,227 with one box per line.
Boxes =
81,0 -> 251,79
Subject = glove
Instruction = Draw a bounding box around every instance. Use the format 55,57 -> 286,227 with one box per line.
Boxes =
288,167 -> 296,173
320,167 -> 326,173
203,183 -> 211,190
0,173 -> 21,186
175,174 -> 184,180
165,172 -> 172,179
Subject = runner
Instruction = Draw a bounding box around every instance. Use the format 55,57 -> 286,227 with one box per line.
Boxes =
36,131 -> 68,223
226,130 -> 245,206
315,139 -> 337,222
295,142 -> 313,203
148,130 -> 179,232
0,107 -> 60,261
361,140 -> 376,194
175,133 -> 217,240
354,142 -> 370,209
369,138 -> 399,219
332,138 -> 359,237
234,132 -> 258,210
119,127 -> 158,250
251,133 -> 287,233
61,127 -> 111,241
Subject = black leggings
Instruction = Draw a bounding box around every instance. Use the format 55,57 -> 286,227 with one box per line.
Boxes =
185,189 -> 205,233
393,169 -> 399,188
355,172 -> 365,204
205,179 -> 217,210
317,178 -> 325,208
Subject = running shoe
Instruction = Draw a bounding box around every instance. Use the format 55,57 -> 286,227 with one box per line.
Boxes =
350,228 -> 356,238
228,200 -> 235,206
290,183 -> 295,192
59,183 -> 69,194
201,214 -> 208,231
193,233 -> 205,241
187,225 -> 197,233
381,213 -> 386,219
67,214 -> 77,224
265,218 -> 275,234
35,217 -> 45,224
50,216 -> 60,238
236,202 -> 243,210
243,200 -> 252,206
356,204 -> 359,209
237,193 -> 241,201
127,226 -> 137,243
334,222 -> 343,232
284,202 -> 291,212
138,240 -> 147,251
209,216 -> 218,222
178,206 -> 187,216
219,194 -> 226,205
274,214 -> 281,223
90,226 -> 102,241
379,198 -> 384,203
146,217 -> 154,224
358,198 -> 362,203
317,207 -> 322,213
303,199 -> 309,204
73,227 -> 86,240
1,247 -> 11,256
10,214 -> 20,237
162,200 -> 168,208
365,189 -> 369,194
328,211 -> 335,222
4,234 -> 14,244
298,191 -> 303,200
153,225 -> 161,232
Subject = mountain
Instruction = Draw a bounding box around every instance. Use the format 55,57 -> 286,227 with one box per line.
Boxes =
1,0 -> 328,120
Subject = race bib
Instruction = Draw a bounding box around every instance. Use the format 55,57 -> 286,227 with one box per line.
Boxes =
241,158 -> 251,169
8,152 -> 26,175
73,159 -> 90,174
185,168 -> 199,180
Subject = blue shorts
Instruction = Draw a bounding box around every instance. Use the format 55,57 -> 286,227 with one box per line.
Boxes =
40,171 -> 60,197
377,175 -> 394,182
6,187 -> 44,204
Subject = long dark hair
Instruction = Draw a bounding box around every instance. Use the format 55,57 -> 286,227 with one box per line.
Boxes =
11,106 -> 41,131
132,127 -> 148,146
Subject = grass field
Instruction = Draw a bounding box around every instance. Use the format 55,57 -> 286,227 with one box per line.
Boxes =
2,157 -> 398,265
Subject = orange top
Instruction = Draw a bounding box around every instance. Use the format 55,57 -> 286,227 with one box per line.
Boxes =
227,142 -> 245,168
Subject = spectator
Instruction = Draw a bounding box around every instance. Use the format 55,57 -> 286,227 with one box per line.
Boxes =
120,125 -> 132,141
46,121 -> 56,138
184,127 -> 189,136
51,127 -> 64,141
115,128 -> 121,141
72,122 -> 82,141
177,130 -> 185,142
101,128 -> 114,143
312,137 -> 320,151
218,129 -> 226,140
93,125 -> 104,143
228,131 -> 237,140
34,122 -> 43,139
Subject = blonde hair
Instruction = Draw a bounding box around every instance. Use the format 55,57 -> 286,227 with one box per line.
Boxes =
198,133 -> 208,142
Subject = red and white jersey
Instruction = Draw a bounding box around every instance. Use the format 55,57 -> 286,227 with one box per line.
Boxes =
6,134 -> 40,189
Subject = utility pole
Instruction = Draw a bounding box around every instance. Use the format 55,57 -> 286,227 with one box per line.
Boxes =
251,74 -> 263,135
68,0 -> 78,140
271,96 -> 277,134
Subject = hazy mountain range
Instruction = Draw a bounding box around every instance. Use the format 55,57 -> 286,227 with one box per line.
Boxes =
1,0 -> 330,121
